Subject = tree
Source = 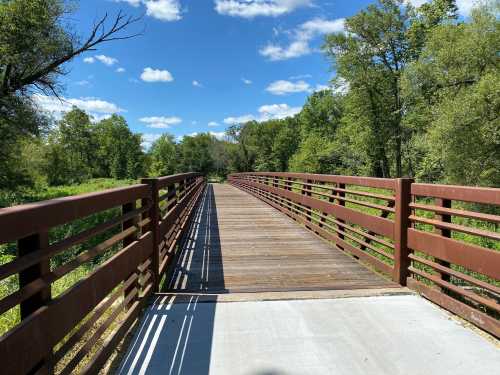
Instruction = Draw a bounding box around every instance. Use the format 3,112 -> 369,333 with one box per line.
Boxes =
148,134 -> 178,177
324,0 -> 457,177
44,108 -> 95,185
0,0 -> 140,190
94,115 -> 145,180
402,4 -> 500,186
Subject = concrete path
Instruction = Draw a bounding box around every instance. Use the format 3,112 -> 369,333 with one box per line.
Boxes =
116,294 -> 499,375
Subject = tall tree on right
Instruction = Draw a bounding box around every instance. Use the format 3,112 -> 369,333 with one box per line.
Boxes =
324,0 -> 457,177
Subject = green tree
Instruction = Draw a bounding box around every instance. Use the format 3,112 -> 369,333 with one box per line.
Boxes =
148,134 -> 178,177
324,0 -> 457,177
94,115 -> 145,180
402,5 -> 500,186
44,108 -> 95,185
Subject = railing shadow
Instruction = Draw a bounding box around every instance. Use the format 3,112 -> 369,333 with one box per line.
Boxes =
116,184 -> 223,374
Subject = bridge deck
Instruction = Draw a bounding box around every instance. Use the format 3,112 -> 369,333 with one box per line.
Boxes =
168,183 -> 398,293
116,184 -> 499,375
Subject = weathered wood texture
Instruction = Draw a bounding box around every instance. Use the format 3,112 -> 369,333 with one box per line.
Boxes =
169,184 -> 399,294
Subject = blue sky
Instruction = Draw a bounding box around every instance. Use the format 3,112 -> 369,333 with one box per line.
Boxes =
35,0 -> 475,147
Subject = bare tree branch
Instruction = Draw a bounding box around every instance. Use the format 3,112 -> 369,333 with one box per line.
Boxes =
4,11 -> 143,97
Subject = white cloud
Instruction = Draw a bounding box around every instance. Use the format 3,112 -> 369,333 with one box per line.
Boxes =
192,80 -> 203,87
95,55 -> 118,66
33,94 -> 124,121
210,131 -> 227,140
140,67 -> 174,82
115,0 -> 142,6
289,74 -> 312,80
242,78 -> 253,85
208,121 -> 220,127
83,57 -> 95,64
116,67 -> 126,73
145,0 -> 182,21
223,114 -> 256,125
214,0 -> 312,18
140,116 -> 182,128
224,103 -> 301,124
260,18 -> 345,60
191,120 -> 198,125
266,79 -> 311,95
116,0 -> 182,21
141,133 -> 163,149
75,80 -> 91,86
258,103 -> 301,120
406,0 -> 480,16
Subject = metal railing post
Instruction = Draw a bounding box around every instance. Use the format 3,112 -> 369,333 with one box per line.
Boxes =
393,177 -> 414,285
141,178 -> 160,292
18,231 -> 52,374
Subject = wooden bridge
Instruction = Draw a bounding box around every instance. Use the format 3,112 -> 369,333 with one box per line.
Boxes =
0,172 -> 498,374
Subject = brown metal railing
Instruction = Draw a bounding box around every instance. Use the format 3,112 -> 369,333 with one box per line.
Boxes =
229,172 -> 500,337
0,173 -> 205,374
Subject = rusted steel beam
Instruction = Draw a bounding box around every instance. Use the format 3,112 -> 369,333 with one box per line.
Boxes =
393,178 -> 413,285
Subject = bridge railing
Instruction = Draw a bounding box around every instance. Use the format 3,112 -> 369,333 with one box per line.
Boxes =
0,173 -> 205,374
229,172 -> 500,337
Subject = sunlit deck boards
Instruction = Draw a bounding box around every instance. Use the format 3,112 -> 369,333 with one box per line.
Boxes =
169,183 -> 399,293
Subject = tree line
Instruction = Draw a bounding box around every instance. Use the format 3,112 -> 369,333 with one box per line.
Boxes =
0,0 -> 498,205
228,0 -> 499,187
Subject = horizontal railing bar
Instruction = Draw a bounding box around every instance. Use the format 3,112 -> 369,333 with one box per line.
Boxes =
0,205 -> 148,282
408,266 -> 499,312
409,202 -> 500,224
409,215 -> 500,241
408,253 -> 500,295
231,172 -> 397,189
251,175 -> 396,201
0,184 -> 151,243
411,183 -> 500,205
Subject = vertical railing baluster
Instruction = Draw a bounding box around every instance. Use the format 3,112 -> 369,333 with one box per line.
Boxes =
394,178 -> 413,285
18,231 -> 52,374
435,198 -> 452,290
123,201 -> 140,308
141,178 -> 160,291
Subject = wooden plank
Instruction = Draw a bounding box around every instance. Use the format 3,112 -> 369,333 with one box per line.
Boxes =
169,183 -> 399,295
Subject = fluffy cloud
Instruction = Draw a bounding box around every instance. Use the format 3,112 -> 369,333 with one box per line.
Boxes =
214,0 -> 311,18
224,103 -> 301,124
140,67 -> 174,82
208,121 -> 220,127
209,131 -> 227,140
141,133 -> 163,149
242,78 -> 253,85
83,55 -> 118,66
406,0 -> 480,16
116,0 -> 182,21
260,18 -> 345,60
140,116 -> 182,128
33,94 -> 124,121
266,79 -> 311,95
95,55 -> 118,66
145,0 -> 182,21
192,80 -> 203,87
116,67 -> 126,73
223,114 -> 256,125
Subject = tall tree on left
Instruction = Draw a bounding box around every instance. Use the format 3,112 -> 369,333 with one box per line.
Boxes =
0,0 -> 141,189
